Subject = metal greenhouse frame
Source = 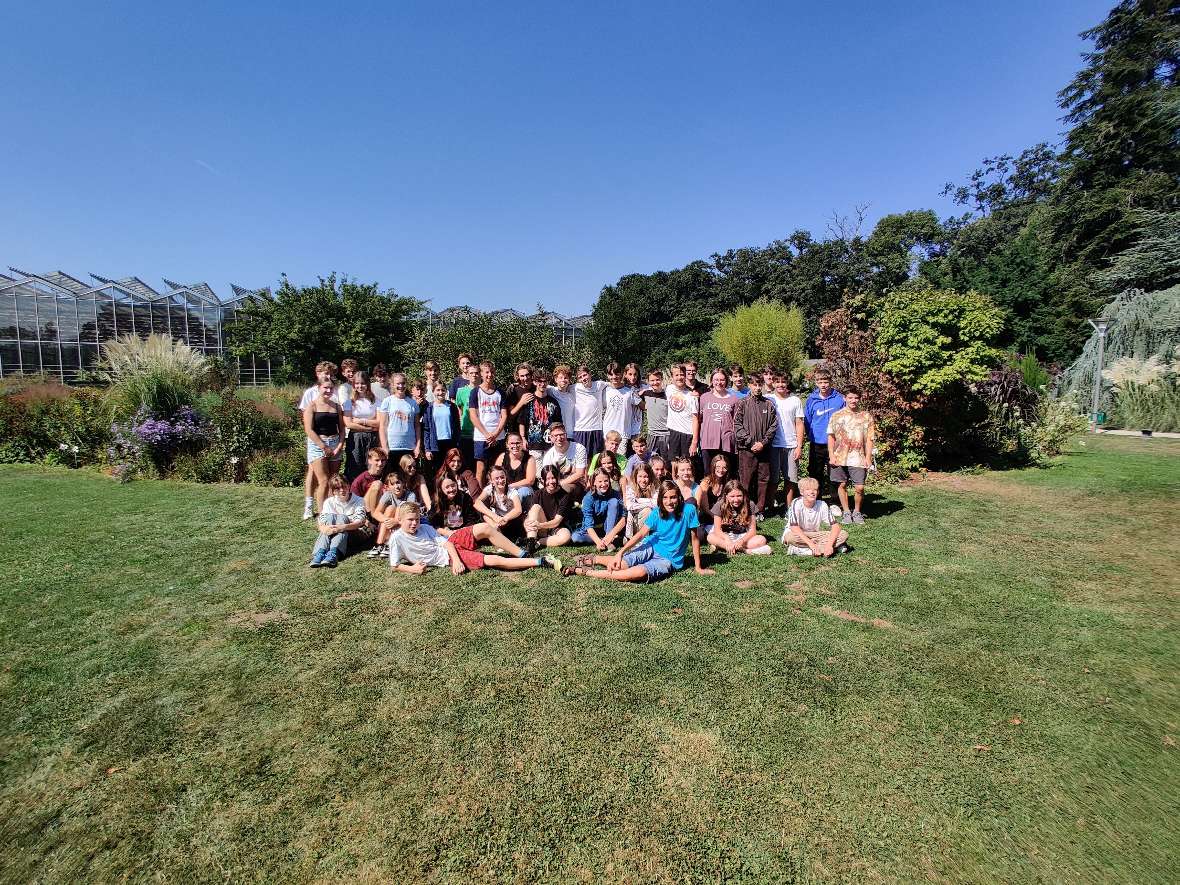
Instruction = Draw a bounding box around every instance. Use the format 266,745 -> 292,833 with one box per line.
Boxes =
0,268 -> 274,383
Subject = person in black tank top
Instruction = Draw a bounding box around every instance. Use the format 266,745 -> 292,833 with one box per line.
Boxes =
495,433 -> 537,505
303,380 -> 344,512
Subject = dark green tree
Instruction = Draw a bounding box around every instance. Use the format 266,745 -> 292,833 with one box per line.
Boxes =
227,274 -> 421,382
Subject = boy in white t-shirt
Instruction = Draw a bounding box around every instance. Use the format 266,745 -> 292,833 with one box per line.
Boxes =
769,370 -> 805,514
572,364 -> 607,460
601,362 -> 641,455
540,422 -> 589,494
390,503 -> 562,576
782,477 -> 849,557
664,364 -> 700,464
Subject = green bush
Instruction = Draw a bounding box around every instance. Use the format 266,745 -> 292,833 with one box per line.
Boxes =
247,445 -> 306,487
713,299 -> 805,376
173,448 -> 233,484
877,282 -> 1005,395
0,382 -> 109,464
207,397 -> 293,460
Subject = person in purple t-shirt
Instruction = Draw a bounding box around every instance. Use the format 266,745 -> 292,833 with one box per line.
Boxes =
698,368 -> 738,477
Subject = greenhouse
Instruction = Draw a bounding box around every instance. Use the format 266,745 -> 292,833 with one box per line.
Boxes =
0,268 -> 274,383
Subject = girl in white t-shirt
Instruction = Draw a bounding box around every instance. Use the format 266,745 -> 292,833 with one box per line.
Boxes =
475,464 -> 524,539
344,370 -> 381,481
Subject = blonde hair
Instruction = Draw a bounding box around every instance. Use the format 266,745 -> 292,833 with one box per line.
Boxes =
604,430 -> 622,443
396,501 -> 421,519
798,477 -> 819,493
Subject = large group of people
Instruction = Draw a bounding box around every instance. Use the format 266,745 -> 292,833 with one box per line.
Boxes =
299,355 -> 876,581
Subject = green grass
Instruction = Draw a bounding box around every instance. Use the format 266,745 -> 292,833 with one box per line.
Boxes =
2,435 -> 1178,882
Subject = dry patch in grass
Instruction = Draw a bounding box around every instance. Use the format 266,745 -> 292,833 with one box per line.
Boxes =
820,606 -> 895,630
226,609 -> 289,629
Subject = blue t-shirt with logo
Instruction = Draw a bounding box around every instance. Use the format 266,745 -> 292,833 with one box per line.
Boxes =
380,395 -> 419,450
643,500 -> 700,570
804,390 -> 846,443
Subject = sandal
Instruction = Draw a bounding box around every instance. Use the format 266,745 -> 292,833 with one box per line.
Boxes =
575,553 -> 597,568
561,565 -> 586,578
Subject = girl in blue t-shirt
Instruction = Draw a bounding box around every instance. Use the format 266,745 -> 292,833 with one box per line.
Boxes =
562,480 -> 714,582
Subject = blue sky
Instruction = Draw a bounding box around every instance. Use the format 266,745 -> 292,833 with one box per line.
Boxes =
1,0 -> 1112,313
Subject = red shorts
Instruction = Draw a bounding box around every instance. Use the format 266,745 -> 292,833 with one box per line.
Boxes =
448,526 -> 485,570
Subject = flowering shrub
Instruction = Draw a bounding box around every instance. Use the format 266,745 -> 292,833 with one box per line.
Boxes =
134,407 -> 208,451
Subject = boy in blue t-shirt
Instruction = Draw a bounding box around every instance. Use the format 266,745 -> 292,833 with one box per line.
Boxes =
803,369 -> 845,500
563,480 -> 714,582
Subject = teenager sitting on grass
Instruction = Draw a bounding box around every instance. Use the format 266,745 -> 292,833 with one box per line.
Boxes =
368,471 -> 418,559
522,465 -> 574,553
782,476 -> 850,557
309,475 -> 368,568
707,480 -> 772,556
562,480 -> 714,581
588,430 -> 627,475
571,469 -> 625,552
539,422 -> 588,494
494,433 -> 537,503
431,473 -> 478,537
389,503 -> 562,576
623,463 -> 658,539
397,453 -> 433,516
474,463 -> 524,540
435,446 -> 481,499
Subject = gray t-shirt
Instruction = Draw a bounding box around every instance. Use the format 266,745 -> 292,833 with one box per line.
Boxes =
641,390 -> 669,433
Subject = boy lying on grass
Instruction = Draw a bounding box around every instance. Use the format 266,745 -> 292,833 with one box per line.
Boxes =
782,476 -> 850,557
388,502 -> 563,576
562,480 -> 714,582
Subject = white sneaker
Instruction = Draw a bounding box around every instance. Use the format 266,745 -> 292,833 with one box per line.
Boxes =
787,545 -> 813,556
367,544 -> 387,559
302,502 -> 315,521
749,544 -> 773,555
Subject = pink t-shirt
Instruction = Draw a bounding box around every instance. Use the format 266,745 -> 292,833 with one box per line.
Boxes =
699,391 -> 737,452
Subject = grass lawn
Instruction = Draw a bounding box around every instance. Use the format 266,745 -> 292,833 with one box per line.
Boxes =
1,434 -> 1178,882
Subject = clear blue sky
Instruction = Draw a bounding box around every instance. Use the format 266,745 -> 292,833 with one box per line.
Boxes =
1,0 -> 1112,313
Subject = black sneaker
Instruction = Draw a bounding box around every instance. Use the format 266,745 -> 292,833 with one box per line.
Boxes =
524,537 -> 539,556
835,542 -> 853,555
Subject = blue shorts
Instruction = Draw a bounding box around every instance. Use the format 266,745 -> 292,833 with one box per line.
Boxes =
473,438 -> 504,463
307,435 -> 341,464
623,543 -> 676,582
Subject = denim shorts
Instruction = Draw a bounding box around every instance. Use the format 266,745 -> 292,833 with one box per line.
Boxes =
623,543 -> 676,582
307,435 -> 341,464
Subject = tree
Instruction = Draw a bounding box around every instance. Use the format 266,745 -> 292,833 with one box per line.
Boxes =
226,274 -> 421,382
1042,0 -> 1180,349
877,282 -> 1005,395
1094,210 -> 1180,294
713,299 -> 805,376
407,308 -> 588,378
816,308 -> 924,475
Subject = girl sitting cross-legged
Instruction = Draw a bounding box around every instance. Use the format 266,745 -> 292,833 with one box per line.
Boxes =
706,480 -> 772,555
562,480 -> 714,582
571,469 -> 625,552
474,463 -> 525,540
522,465 -> 574,554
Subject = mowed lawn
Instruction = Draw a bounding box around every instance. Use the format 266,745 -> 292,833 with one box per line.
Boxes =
1,435 -> 1177,883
